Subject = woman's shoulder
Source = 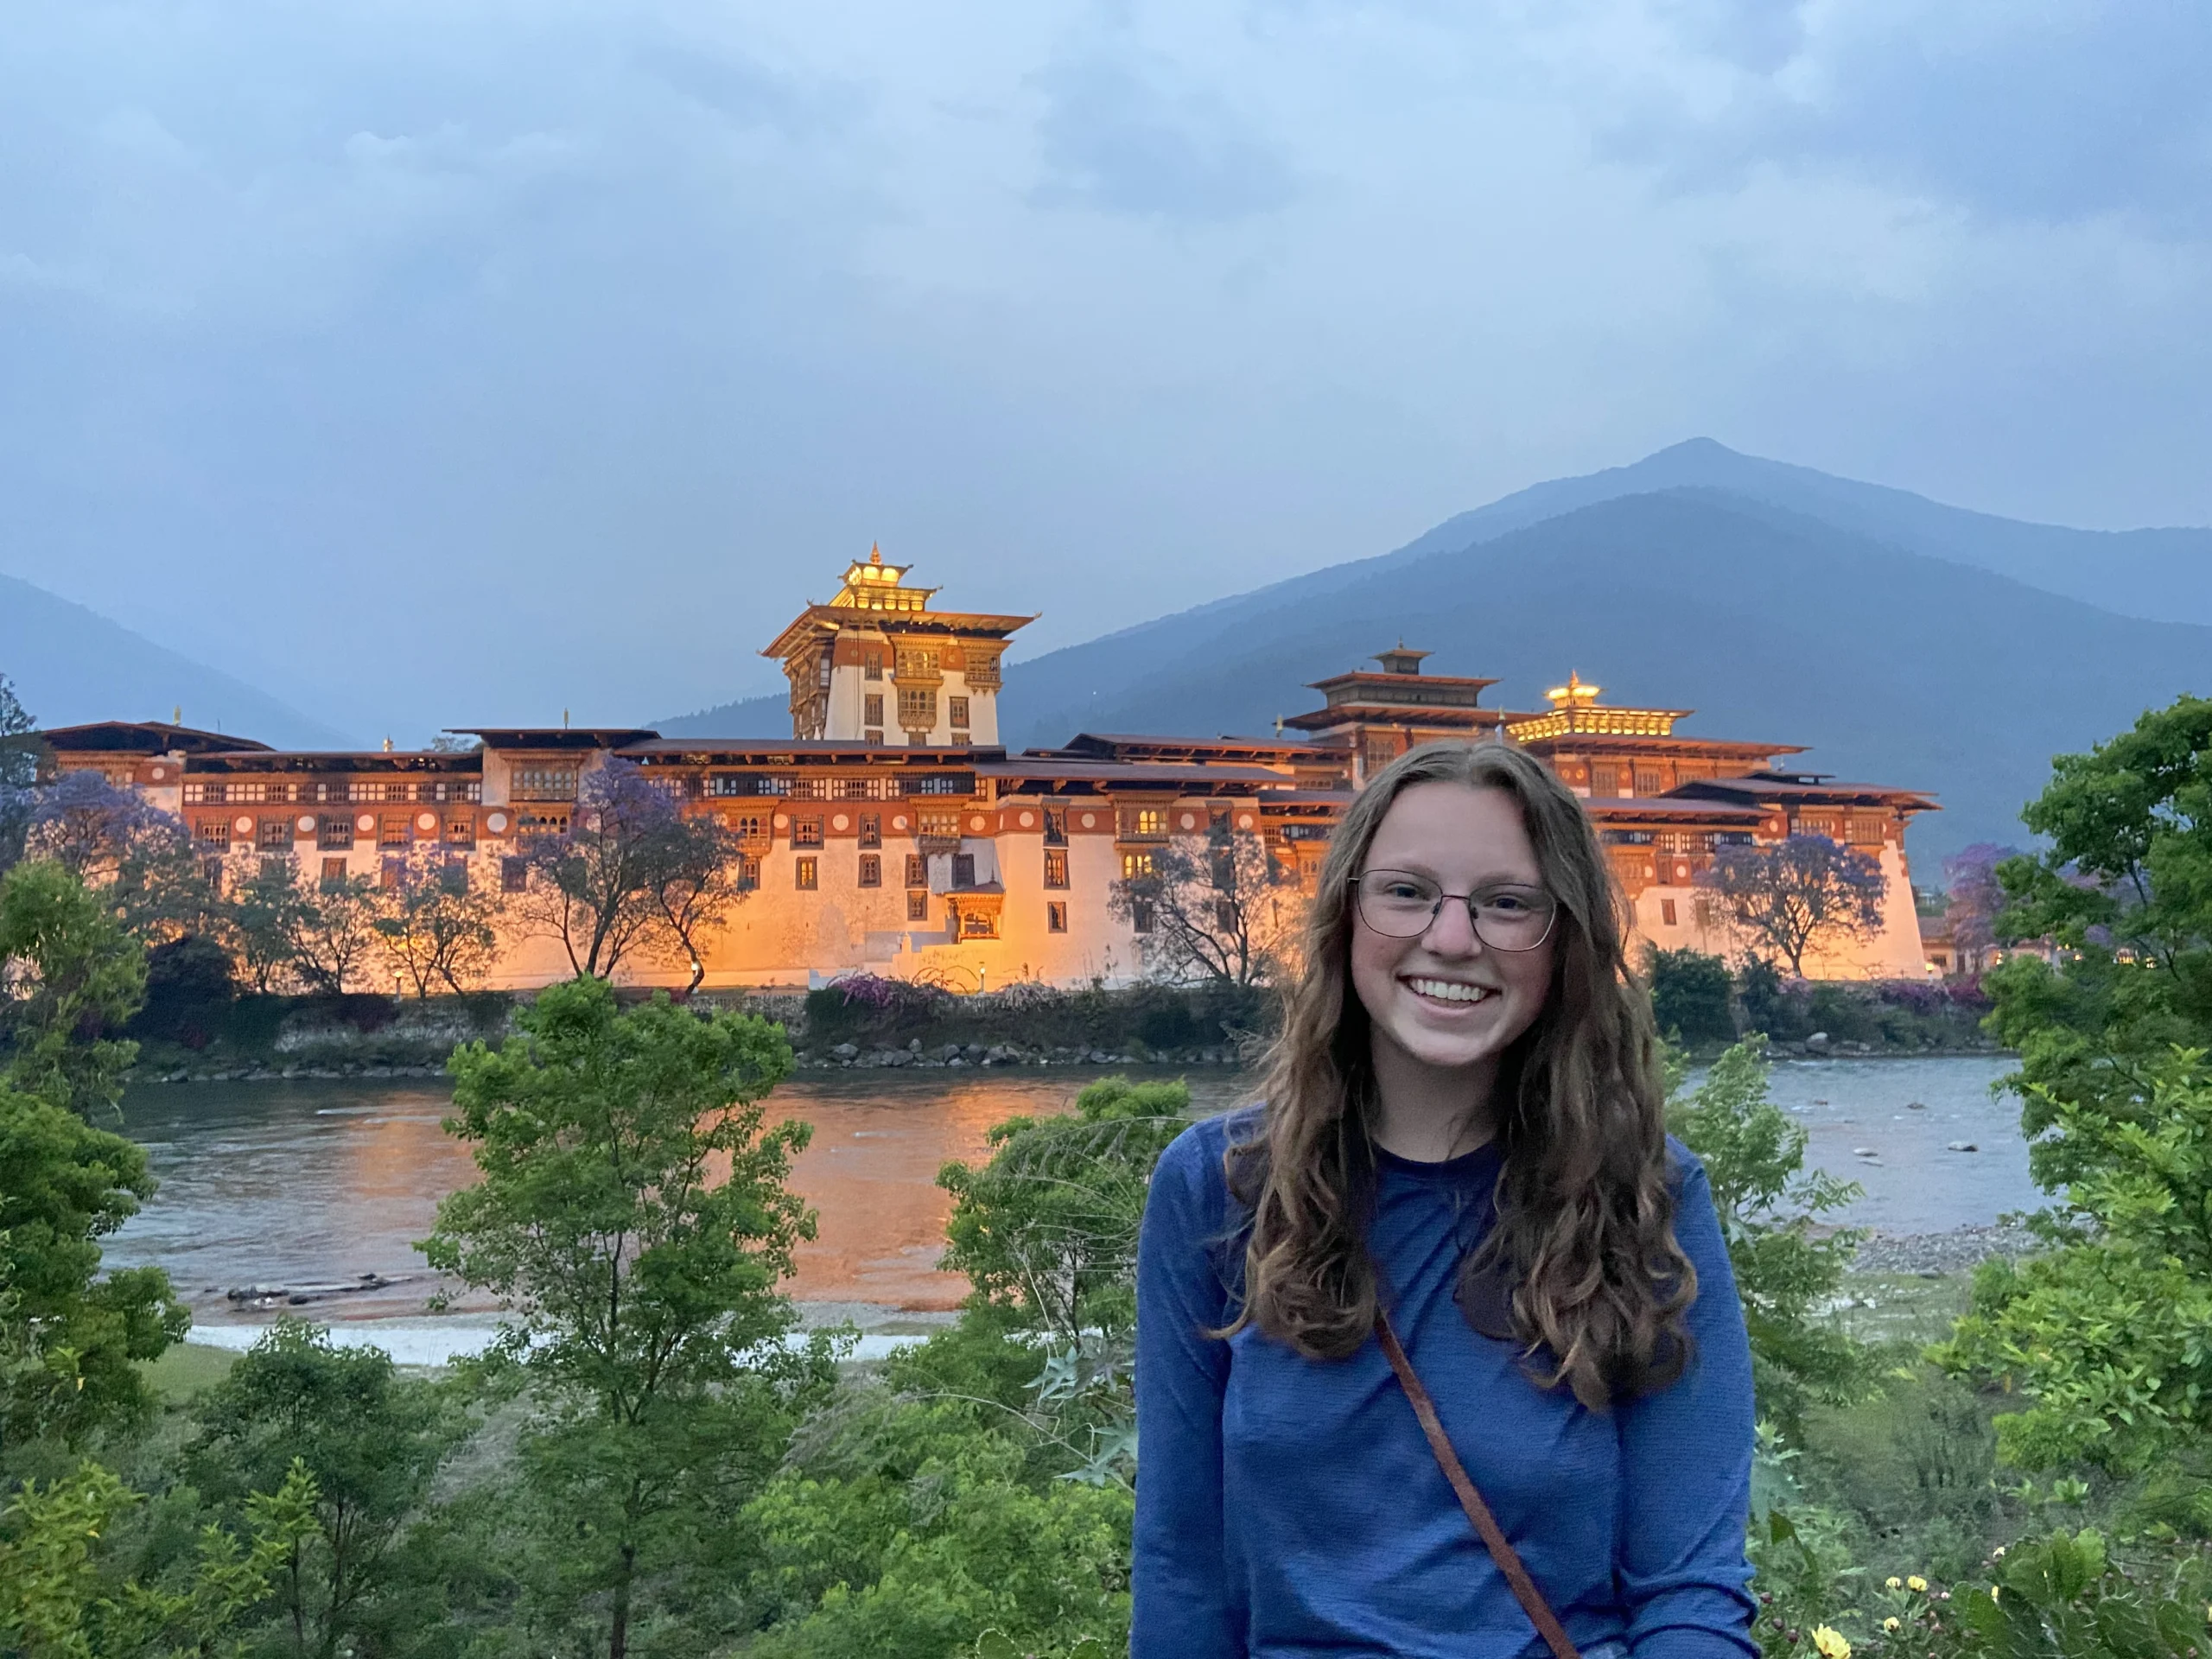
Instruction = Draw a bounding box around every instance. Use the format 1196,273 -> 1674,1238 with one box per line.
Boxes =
1662,1134 -> 1716,1205
1154,1103 -> 1266,1197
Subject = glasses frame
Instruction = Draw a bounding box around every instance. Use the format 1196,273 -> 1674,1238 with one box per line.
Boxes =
1348,868 -> 1561,952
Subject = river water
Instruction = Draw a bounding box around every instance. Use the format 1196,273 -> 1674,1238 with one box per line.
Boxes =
107,1057 -> 2030,1359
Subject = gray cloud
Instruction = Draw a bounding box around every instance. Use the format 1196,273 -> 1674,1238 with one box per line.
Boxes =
0,0 -> 2204,745
1030,53 -> 1298,223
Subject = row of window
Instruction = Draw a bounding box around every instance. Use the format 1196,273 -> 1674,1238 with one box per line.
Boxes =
698,772 -> 975,800
195,816 -> 478,851
207,854 -> 475,893
183,779 -> 481,805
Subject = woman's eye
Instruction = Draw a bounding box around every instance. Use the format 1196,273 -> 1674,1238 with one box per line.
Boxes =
1382,882 -> 1427,902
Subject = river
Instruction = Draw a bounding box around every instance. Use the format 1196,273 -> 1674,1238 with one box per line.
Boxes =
106,1056 -> 2029,1362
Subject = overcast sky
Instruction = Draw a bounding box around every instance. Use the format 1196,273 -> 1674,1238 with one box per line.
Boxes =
5,1 -> 2208,743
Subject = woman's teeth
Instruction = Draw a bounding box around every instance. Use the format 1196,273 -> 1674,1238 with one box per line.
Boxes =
1405,977 -> 1491,1004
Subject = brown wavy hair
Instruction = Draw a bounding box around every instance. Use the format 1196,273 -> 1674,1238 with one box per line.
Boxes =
1223,741 -> 1694,1408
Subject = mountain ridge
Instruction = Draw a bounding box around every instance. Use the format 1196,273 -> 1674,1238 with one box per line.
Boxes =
1,574 -> 357,751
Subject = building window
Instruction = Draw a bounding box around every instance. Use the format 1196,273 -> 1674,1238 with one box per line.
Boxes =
1044,807 -> 1068,847
1589,765 -> 1622,797
734,813 -> 766,842
510,766 -> 578,801
378,817 -> 408,848
858,853 -> 881,887
258,855 -> 293,881
201,856 -> 226,889
792,817 -> 824,849
258,817 -> 290,849
897,687 -> 938,728
1047,901 -> 1068,933
1130,898 -> 1155,934
866,729 -> 884,746
1122,850 -> 1155,880
1661,898 -> 1678,926
906,888 -> 929,921
183,782 -> 221,804
1694,897 -> 1719,928
441,860 -> 469,894
864,694 -> 884,727
795,856 -> 818,890
381,857 -> 404,890
1363,737 -> 1396,772
905,854 -> 926,887
1847,814 -> 1887,845
196,819 -> 230,847
445,817 -> 474,846
502,856 -> 530,893
864,649 -> 883,682
859,813 -> 881,849
736,856 -> 760,891
321,857 -> 350,888
949,852 -> 974,887
1633,766 -> 1665,797
948,696 -> 969,728
1044,849 -> 1069,888
960,909 -> 997,939
1121,806 -> 1167,839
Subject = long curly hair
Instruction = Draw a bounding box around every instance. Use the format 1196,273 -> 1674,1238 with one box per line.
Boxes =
1223,741 -> 1694,1408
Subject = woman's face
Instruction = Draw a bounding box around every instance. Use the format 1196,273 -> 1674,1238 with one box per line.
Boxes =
1349,781 -> 1557,1080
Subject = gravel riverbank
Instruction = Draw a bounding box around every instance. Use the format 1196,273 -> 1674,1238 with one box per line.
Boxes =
1847,1221 -> 2043,1276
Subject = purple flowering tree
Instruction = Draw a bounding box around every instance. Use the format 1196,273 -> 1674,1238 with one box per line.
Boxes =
1697,834 -> 1889,977
1942,842 -> 2023,975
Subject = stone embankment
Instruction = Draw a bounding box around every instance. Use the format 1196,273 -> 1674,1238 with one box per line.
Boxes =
144,1062 -> 453,1084
1845,1220 -> 2042,1276
793,1039 -> 1244,1070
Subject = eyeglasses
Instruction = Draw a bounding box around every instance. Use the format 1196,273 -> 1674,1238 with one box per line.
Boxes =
1351,868 -> 1560,950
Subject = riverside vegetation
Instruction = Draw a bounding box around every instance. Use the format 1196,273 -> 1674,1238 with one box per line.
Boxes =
7,693 -> 2212,1656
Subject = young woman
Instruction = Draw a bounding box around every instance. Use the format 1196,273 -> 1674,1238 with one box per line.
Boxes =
1133,742 -> 1756,1659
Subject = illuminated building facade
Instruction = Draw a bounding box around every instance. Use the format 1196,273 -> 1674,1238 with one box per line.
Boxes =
39,555 -> 1940,988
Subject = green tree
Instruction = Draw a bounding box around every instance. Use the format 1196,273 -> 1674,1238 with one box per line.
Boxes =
1934,1049 -> 2212,1474
418,977 -> 831,1659
372,849 -> 502,997
0,1455 -> 320,1656
1982,695 -> 2212,1185
1645,945 -> 1738,1046
185,1319 -> 458,1659
226,859 -> 315,995
0,1091 -> 188,1448
0,860 -> 147,1120
1668,1037 -> 1873,1433
0,671 -> 40,874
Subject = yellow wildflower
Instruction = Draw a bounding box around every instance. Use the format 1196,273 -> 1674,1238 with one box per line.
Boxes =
1812,1626 -> 1852,1659
1884,1618 -> 1901,1633
1886,1578 -> 1902,1591
1992,1547 -> 2005,1559
1907,1577 -> 1928,1593
1992,1586 -> 2002,1604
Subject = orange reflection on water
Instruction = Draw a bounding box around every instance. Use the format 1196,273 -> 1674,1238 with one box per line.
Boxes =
773,1080 -> 1080,1308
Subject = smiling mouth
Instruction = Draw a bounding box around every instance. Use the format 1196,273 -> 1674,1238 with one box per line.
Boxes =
1402,976 -> 1494,1006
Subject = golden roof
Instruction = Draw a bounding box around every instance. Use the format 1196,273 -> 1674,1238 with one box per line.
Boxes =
1505,671 -> 1691,741
830,544 -> 936,613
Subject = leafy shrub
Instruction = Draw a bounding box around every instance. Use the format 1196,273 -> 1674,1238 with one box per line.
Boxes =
1647,945 -> 1737,1046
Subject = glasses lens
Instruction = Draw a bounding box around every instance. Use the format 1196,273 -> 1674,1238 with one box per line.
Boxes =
1471,887 -> 1557,951
1355,870 -> 1442,937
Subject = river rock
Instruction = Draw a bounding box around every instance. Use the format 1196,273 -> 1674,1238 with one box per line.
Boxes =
1805,1032 -> 1831,1051
831,1043 -> 859,1060
1947,1141 -> 1979,1152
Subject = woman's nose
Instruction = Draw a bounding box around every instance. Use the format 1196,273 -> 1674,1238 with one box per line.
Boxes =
1423,896 -> 1484,954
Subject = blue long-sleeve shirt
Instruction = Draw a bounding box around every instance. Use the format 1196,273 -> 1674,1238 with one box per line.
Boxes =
1133,1108 -> 1757,1659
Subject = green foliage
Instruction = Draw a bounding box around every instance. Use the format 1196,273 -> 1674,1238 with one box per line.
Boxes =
0,860 -> 146,1120
372,849 -> 503,998
184,1320 -> 459,1658
1646,945 -> 1738,1046
419,976 -> 830,1656
1936,1051 -> 2212,1473
0,1090 -> 186,1450
938,1076 -> 1187,1348
0,1454 -> 320,1658
1984,696 -> 2212,1165
1669,1038 -> 1875,1432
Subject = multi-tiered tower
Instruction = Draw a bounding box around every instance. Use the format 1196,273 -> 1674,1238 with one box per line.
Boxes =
761,548 -> 1037,746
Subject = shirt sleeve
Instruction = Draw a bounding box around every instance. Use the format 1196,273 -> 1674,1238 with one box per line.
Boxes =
1614,1150 -> 1760,1659
1131,1121 -> 1243,1659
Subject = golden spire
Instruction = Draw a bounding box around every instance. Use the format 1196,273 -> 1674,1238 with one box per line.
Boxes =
1545,671 -> 1602,710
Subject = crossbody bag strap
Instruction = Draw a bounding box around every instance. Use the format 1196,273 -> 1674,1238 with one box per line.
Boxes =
1374,1309 -> 1581,1659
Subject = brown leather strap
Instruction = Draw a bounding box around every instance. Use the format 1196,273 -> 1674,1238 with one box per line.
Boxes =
1376,1310 -> 1581,1659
